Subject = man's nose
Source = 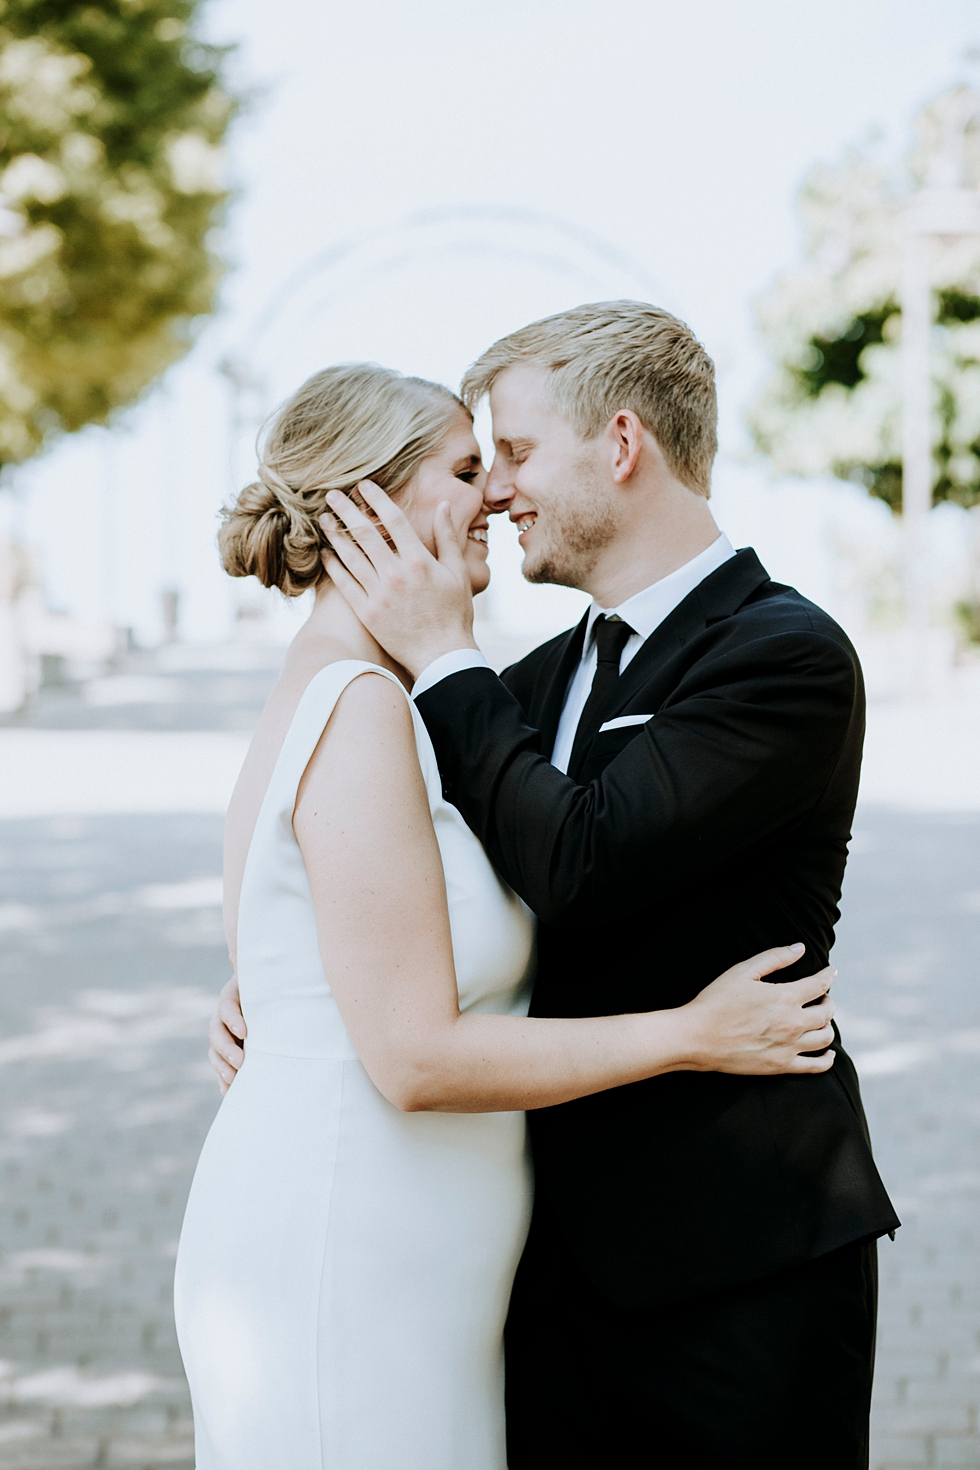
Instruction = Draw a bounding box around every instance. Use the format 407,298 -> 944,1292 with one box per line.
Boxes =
484,459 -> 515,514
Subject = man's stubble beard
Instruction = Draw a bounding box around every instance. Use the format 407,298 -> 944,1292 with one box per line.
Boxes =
521,470 -> 617,591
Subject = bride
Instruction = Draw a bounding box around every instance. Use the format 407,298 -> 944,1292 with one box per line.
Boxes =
174,363 -> 837,1470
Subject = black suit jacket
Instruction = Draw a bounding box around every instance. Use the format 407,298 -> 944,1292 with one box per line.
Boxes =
415,549 -> 899,1308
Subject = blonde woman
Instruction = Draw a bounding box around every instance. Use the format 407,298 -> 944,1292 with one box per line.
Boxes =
174,363 -> 836,1470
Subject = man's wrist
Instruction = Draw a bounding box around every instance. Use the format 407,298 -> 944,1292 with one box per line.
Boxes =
411,643 -> 487,698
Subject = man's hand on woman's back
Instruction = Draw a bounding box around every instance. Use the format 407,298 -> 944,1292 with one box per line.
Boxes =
209,976 -> 246,1094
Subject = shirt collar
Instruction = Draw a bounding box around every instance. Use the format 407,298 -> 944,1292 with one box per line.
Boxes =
584,533 -> 736,649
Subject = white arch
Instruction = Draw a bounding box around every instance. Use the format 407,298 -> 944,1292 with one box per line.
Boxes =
215,205 -> 679,642
229,203 -> 677,381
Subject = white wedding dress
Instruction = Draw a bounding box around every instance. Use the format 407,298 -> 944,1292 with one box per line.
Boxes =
174,661 -> 535,1470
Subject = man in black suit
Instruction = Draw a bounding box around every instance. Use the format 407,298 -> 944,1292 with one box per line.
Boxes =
214,301 -> 899,1466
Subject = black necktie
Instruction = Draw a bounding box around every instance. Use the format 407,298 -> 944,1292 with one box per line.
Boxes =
567,614 -> 635,780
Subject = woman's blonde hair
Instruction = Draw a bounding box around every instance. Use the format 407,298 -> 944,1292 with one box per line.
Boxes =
219,363 -> 467,596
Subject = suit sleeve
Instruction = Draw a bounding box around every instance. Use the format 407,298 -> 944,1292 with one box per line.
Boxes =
414,630 -> 859,928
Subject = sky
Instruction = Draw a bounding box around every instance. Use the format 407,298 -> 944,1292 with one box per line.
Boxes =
210,0 -> 979,396
12,0 -> 980,645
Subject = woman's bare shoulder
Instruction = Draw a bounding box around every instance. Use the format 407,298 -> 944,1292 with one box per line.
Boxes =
295,670 -> 434,871
300,669 -> 420,795
328,668 -> 414,735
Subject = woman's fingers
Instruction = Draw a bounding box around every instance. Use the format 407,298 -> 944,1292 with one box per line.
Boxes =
799,999 -> 834,1034
677,946 -> 841,1079
322,541 -> 375,613
787,966 -> 836,1005
320,509 -> 384,592
787,1048 -> 836,1074
797,1020 -> 836,1050
325,488 -> 400,572
734,943 -> 806,982
789,988 -> 834,1031
432,500 -> 467,576
720,948 -> 835,1015
353,479 -> 426,559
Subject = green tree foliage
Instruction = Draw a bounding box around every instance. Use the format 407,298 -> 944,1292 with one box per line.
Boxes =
747,87 -> 980,514
0,0 -> 235,465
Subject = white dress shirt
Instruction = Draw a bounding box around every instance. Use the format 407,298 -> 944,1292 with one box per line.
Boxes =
413,532 -> 736,775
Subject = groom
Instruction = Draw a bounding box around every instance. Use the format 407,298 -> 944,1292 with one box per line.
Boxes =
213,302 -> 898,1466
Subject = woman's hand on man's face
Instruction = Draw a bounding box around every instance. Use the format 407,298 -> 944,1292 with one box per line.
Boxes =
320,481 -> 480,680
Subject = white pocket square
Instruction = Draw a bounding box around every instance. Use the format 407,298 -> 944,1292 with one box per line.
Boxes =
598,714 -> 654,733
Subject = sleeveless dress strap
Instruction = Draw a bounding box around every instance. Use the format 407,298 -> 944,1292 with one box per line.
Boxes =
249,659 -> 441,865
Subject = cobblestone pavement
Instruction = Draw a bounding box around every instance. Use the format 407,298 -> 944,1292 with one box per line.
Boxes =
0,812 -> 226,1467
837,812 -> 980,1470
0,677 -> 976,1465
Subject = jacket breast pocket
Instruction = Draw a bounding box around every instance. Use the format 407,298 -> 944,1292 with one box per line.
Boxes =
598,714 -> 656,733
580,721 -> 651,779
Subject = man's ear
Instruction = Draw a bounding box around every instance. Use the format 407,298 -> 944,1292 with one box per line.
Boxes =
608,410 -> 645,484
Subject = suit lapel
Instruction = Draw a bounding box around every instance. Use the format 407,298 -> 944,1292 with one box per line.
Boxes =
601,595 -> 707,722
587,548 -> 772,734
518,549 -> 771,770
530,612 -> 588,760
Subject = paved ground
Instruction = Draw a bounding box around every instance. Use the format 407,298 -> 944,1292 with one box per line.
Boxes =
838,813 -> 980,1469
0,811 -> 224,1467
0,652 -> 976,1468
0,643 -> 282,733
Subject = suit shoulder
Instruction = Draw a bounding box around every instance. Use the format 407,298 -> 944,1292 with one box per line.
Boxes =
740,580 -> 860,665
681,581 -> 864,716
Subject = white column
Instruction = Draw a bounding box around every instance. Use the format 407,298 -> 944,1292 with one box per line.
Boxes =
900,183 -> 980,655
901,229 -> 933,633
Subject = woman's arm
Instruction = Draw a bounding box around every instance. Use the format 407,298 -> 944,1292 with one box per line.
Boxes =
291,673 -> 835,1115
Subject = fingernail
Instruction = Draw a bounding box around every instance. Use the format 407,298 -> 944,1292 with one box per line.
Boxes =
831,967 -> 838,977
789,942 -> 805,954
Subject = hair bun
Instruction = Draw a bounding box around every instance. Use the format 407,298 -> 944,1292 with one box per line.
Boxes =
218,476 -> 297,592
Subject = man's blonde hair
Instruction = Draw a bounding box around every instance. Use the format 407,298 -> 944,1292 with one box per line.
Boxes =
461,300 -> 717,496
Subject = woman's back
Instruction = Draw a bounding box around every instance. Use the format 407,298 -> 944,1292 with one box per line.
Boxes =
174,656 -> 535,1470
221,632 -> 355,973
